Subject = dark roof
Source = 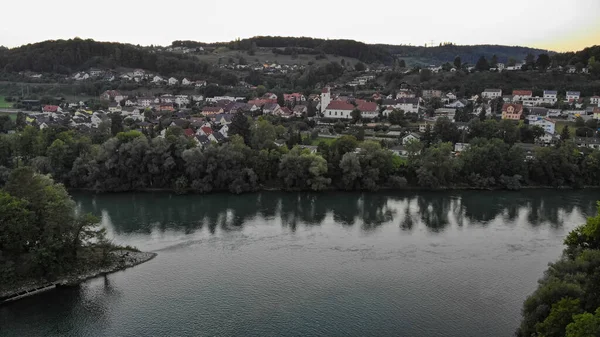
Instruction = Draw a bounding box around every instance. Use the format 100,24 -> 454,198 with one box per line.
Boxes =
213,132 -> 226,142
196,135 -> 210,146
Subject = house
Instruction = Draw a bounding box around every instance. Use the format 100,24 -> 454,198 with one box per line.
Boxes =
446,99 -> 467,109
293,105 -> 308,117
502,103 -> 523,120
263,103 -> 282,115
183,128 -> 195,138
434,108 -> 456,121
422,90 -> 442,99
537,132 -> 558,145
390,146 -> 409,157
138,97 -> 155,107
124,99 -> 136,106
574,137 -> 600,150
593,107 -> 600,120
357,101 -> 379,119
396,89 -> 416,99
168,77 -> 179,86
529,117 -> 556,134
197,126 -> 218,142
280,107 -> 293,118
454,143 -> 470,153
382,98 -> 420,114
100,90 -> 121,101
481,89 -> 502,99
160,104 -> 175,112
108,102 -> 122,113
182,78 -> 193,86
133,69 -> 145,77
590,96 -> 600,105
192,95 -> 205,102
89,68 -> 103,77
566,91 -> 581,102
115,94 -> 128,103
202,107 -> 224,116
323,101 -> 355,119
195,80 -> 207,87
530,107 -> 549,117
284,93 -> 305,103
213,132 -> 226,143
42,105 -> 62,113
402,133 -> 421,145
512,90 -> 533,102
263,93 -> 278,100
219,124 -> 229,137
161,95 -> 175,104
195,135 -> 211,148
152,76 -> 164,83
543,90 -> 558,104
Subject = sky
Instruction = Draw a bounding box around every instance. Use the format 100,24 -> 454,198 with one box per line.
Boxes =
2,0 -> 599,52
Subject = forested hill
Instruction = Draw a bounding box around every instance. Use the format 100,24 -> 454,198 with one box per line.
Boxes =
376,44 -> 551,66
0,38 -> 210,76
173,36 -> 551,66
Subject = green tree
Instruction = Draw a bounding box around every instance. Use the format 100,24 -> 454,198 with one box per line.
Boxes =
490,54 -> 498,68
537,53 -> 551,70
453,56 -> 461,69
535,297 -> 582,337
561,125 -> 571,142
229,111 -> 251,145
566,308 -> 600,337
475,56 -> 490,71
351,109 -> 362,123
388,109 -> 405,125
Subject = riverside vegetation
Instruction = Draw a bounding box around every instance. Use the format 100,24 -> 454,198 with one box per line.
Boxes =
0,167 -> 141,294
517,203 -> 600,337
1,115 -> 600,193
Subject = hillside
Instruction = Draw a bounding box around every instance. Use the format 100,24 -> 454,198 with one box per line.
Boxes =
174,37 -> 553,66
0,38 -> 211,76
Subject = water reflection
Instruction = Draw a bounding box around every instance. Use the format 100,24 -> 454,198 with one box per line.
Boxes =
73,190 -> 599,237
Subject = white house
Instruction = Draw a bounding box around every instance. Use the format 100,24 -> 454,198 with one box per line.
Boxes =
133,69 -> 145,77
454,143 -> 470,153
529,117 -> 556,134
138,97 -> 155,107
153,76 -> 164,83
593,107 -> 600,120
513,90 -> 533,102
402,133 -> 421,145
219,124 -> 229,138
481,89 -> 502,99
543,90 -> 558,104
566,91 -> 581,102
182,78 -> 193,86
168,77 -> 179,86
590,96 -> 600,105
323,101 -> 354,119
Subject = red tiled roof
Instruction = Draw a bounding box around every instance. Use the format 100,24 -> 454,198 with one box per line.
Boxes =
183,128 -> 195,137
593,107 -> 600,113
512,90 -> 532,96
201,126 -> 213,135
502,103 -> 524,114
357,101 -> 378,112
326,100 -> 355,111
43,105 -> 59,112
281,107 -> 292,115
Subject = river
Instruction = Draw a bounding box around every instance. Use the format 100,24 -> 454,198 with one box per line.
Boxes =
1,190 -> 598,337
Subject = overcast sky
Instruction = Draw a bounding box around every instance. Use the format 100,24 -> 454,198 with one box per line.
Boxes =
2,0 -> 599,51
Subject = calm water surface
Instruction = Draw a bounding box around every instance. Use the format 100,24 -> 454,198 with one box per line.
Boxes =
1,191 -> 598,337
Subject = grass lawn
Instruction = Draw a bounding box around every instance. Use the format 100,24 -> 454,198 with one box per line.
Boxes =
0,96 -> 13,108
310,137 -> 338,146
0,113 -> 17,121
555,120 -> 573,135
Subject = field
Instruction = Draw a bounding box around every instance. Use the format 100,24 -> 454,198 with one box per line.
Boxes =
194,48 -> 362,67
310,137 -> 338,146
0,96 -> 13,108
0,113 -> 17,121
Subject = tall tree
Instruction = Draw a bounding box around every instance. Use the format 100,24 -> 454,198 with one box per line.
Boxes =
536,53 -> 551,70
229,112 -> 252,145
490,54 -> 498,68
453,56 -> 461,69
475,56 -> 490,71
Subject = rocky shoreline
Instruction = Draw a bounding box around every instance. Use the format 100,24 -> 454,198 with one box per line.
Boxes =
0,250 -> 157,304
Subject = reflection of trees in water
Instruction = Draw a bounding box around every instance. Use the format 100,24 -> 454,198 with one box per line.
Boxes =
73,190 -> 600,235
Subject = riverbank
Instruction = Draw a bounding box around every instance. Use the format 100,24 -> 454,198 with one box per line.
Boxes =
0,250 -> 156,305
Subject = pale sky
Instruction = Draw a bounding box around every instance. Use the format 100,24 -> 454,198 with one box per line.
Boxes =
2,0 -> 599,52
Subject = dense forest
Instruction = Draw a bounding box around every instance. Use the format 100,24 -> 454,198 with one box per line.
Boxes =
517,205 -> 600,336
0,38 -> 211,76
1,115 -> 599,195
0,167 -> 111,286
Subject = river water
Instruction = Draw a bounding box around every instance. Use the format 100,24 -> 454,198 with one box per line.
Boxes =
1,191 -> 598,337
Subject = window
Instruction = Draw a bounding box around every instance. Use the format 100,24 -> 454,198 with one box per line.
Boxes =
335,111 -> 338,116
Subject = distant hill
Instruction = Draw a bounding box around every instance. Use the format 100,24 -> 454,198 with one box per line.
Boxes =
173,37 -> 553,66
376,44 -> 552,66
0,38 -> 210,76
